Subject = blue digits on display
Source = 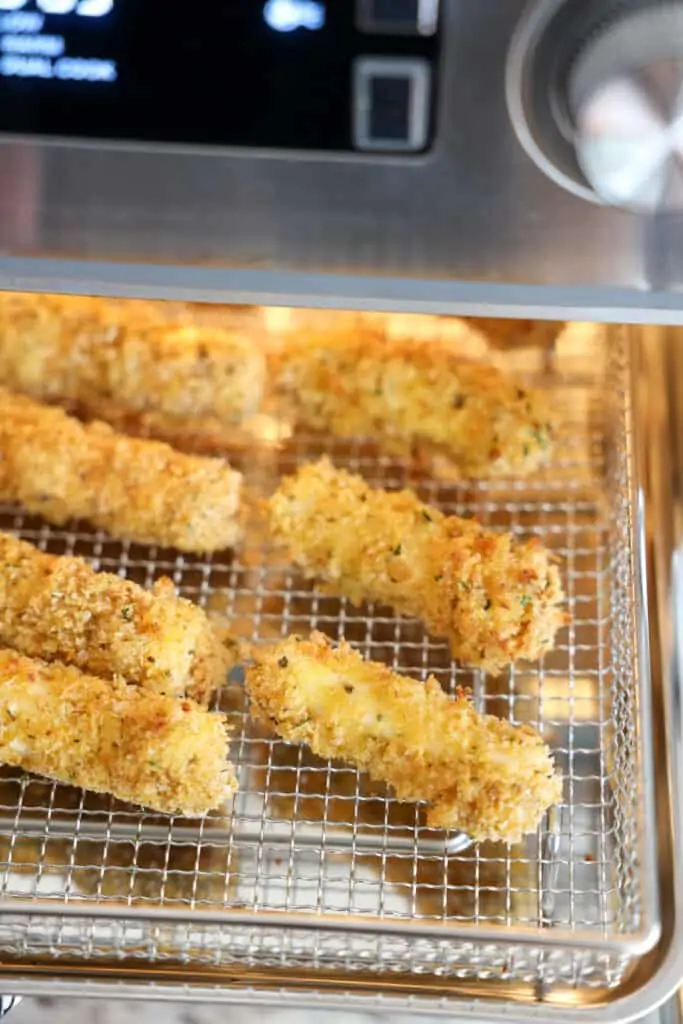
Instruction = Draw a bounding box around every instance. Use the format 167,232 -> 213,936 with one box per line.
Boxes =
263,0 -> 325,33
0,0 -> 112,15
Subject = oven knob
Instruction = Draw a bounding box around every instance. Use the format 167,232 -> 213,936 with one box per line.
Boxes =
568,4 -> 683,212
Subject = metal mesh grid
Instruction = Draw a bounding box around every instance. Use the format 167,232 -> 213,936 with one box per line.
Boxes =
0,322 -> 654,990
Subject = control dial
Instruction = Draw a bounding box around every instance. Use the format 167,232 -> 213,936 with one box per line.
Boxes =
568,4 -> 683,211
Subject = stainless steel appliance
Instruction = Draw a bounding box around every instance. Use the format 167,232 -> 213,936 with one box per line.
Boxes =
1,2 -> 683,1022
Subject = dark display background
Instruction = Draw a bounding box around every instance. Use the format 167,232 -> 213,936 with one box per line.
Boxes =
0,2 -> 440,150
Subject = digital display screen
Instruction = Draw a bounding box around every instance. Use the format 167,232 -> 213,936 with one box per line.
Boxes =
0,1 -> 439,151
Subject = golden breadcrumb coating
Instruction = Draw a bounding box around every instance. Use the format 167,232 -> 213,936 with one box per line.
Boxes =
0,648 -> 234,816
247,633 -> 562,843
0,388 -> 242,553
270,330 -> 554,478
0,291 -> 265,424
0,531 -> 234,703
267,459 -> 565,673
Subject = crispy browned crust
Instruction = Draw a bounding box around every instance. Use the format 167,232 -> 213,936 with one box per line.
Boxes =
0,388 -> 243,553
68,399 -> 248,454
246,633 -> 562,843
270,329 -> 555,478
0,291 -> 265,424
267,459 -> 566,673
466,318 -> 565,350
0,532 -> 234,703
0,648 -> 235,816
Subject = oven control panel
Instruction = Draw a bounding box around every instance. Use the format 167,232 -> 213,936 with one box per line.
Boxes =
0,0 -> 440,152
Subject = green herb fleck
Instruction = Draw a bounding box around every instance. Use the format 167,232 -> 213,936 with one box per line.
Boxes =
422,511 -> 433,523
520,594 -> 531,608
532,426 -> 550,448
392,544 -> 402,556
121,606 -> 134,622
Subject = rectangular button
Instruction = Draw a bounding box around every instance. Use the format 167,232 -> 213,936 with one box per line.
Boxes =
353,57 -> 430,152
356,0 -> 439,36
369,75 -> 411,141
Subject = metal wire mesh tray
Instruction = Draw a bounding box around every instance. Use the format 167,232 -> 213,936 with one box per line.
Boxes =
0,322 -> 659,992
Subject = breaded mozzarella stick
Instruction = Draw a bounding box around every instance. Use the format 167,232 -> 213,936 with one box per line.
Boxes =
0,648 -> 234,816
247,633 -> 562,843
0,388 -> 242,553
271,331 -> 554,477
0,291 -> 265,424
0,531 -> 233,703
267,459 -> 565,673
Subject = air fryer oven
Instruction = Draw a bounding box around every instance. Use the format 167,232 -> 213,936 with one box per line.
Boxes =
1,2 -> 683,1023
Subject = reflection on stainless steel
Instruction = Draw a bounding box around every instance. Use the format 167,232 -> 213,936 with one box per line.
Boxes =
570,7 -> 683,213
507,0 -> 683,218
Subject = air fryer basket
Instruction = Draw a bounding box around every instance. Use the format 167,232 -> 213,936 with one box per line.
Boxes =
0,318 -> 660,1007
